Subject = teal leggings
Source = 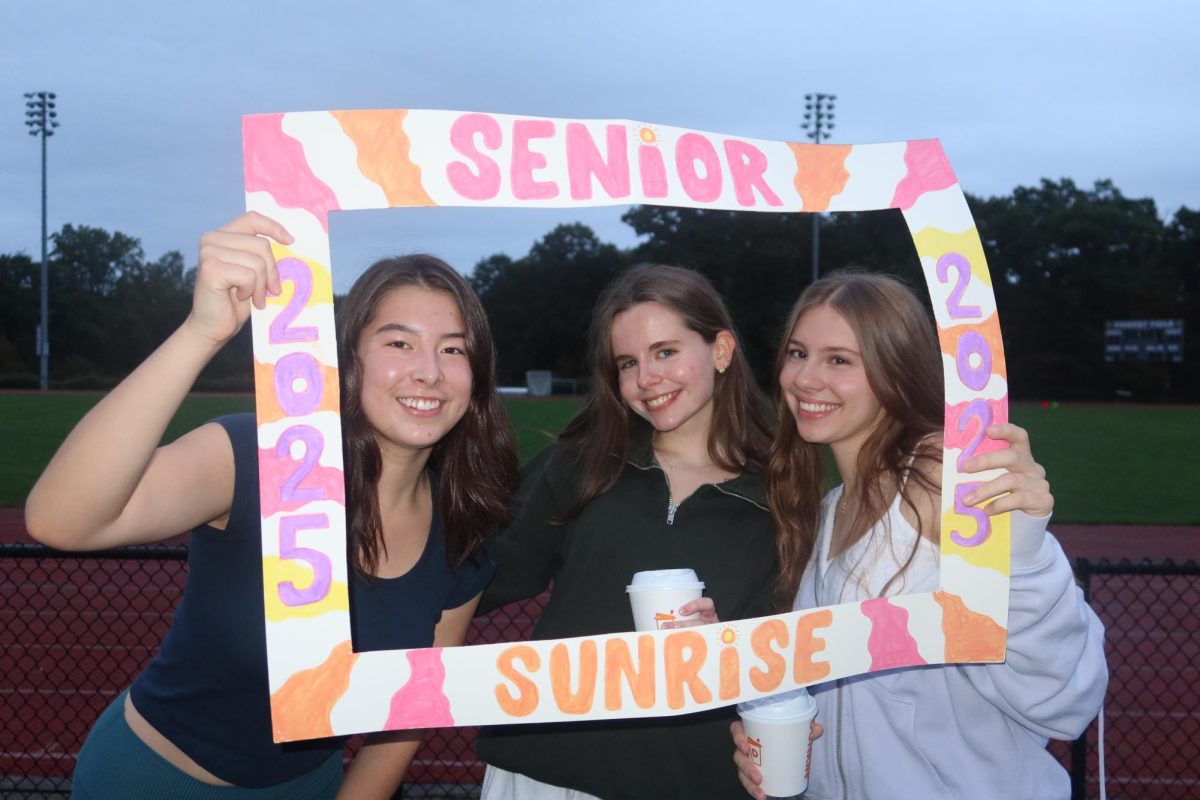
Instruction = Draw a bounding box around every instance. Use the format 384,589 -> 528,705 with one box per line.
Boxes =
71,692 -> 343,800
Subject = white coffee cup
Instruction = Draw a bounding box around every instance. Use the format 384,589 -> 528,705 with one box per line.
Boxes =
625,568 -> 705,631
737,688 -> 818,798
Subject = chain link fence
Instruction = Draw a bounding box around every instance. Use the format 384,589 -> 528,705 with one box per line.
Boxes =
3,543 -> 1198,799
1052,559 -> 1200,799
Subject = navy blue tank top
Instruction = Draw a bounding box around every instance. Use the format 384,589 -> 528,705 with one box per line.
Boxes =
129,413 -> 494,787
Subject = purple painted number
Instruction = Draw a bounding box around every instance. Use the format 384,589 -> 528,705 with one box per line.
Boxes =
955,399 -> 993,473
276,425 -> 327,503
274,352 -> 324,417
268,258 -> 318,344
277,513 -> 333,606
936,253 -> 982,320
955,331 -> 992,392
950,482 -> 991,548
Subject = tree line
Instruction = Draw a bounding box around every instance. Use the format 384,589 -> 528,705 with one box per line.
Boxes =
0,225 -> 250,390
475,179 -> 1198,402
2,177 -> 1196,400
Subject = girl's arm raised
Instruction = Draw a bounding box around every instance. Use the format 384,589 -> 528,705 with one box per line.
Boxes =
25,213 -> 290,551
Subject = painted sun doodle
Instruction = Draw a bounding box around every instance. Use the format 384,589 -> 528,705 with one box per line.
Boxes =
244,109 -> 1010,741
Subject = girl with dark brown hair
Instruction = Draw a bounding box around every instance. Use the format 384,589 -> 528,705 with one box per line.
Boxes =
475,263 -> 779,799
732,271 -> 1106,800
26,213 -> 517,799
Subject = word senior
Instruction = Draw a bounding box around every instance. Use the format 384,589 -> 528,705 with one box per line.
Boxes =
444,113 -> 786,208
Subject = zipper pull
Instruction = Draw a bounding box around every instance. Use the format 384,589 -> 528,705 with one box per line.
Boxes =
666,500 -> 677,525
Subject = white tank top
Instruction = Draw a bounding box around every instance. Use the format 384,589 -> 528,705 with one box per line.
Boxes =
812,484 -> 940,605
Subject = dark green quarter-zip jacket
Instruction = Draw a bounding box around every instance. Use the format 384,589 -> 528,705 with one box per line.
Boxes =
476,431 -> 778,799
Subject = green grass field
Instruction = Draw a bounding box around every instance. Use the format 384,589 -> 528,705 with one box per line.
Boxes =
2,393 -> 1196,524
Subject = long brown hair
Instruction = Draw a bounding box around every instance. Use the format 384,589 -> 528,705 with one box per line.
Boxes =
558,263 -> 772,520
768,271 -> 943,604
338,255 -> 518,573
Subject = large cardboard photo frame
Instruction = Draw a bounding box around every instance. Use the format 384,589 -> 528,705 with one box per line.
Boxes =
244,109 -> 1010,742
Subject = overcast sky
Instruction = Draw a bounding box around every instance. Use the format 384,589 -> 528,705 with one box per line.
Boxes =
3,1 -> 1197,293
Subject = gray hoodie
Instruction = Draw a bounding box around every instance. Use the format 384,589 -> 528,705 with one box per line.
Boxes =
796,488 -> 1107,800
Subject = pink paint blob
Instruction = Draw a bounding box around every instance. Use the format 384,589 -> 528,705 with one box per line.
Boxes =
243,114 -> 340,231
945,399 -> 1009,457
258,446 -> 345,518
861,597 -> 927,671
890,140 -> 958,211
386,649 -> 454,729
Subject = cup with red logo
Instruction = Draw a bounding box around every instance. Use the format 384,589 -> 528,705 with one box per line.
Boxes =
737,688 -> 818,798
625,568 -> 705,631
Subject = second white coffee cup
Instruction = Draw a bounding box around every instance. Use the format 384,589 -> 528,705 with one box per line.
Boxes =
625,568 -> 705,631
737,688 -> 818,798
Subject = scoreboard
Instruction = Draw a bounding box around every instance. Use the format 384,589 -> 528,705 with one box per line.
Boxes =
1105,319 -> 1184,363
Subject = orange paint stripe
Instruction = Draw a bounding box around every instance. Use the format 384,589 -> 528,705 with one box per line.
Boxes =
935,590 -> 1006,663
254,360 -> 341,425
937,313 -> 1007,378
270,639 -> 358,741
331,110 -> 435,207
787,143 -> 852,212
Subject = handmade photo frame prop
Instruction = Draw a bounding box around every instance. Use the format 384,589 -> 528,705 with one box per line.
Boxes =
244,109 -> 1009,742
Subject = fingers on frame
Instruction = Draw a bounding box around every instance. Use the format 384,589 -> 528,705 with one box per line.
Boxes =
203,260 -> 262,305
984,488 -> 1055,517
199,237 -> 277,307
208,215 -> 288,296
220,211 -> 292,242
967,448 -> 1046,480
987,422 -> 1033,453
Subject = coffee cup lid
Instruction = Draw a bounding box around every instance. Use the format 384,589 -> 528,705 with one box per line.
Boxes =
737,688 -> 817,721
626,568 -> 704,593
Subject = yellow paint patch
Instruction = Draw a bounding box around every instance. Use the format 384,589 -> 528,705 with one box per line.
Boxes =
262,556 -> 350,622
941,506 -> 1010,574
264,244 -> 334,308
910,227 -> 992,288
253,359 -> 341,425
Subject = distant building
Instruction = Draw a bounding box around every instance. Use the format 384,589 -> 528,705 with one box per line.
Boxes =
1104,319 -> 1184,363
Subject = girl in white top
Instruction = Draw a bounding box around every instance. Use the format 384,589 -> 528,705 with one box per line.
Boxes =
732,272 -> 1107,800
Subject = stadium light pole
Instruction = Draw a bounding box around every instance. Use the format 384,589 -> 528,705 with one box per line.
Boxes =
25,91 -> 59,390
801,93 -> 836,284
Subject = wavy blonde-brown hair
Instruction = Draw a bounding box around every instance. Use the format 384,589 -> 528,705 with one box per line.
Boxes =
768,271 -> 943,606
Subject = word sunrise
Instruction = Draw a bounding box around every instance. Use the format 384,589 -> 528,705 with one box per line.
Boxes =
493,610 -> 833,717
